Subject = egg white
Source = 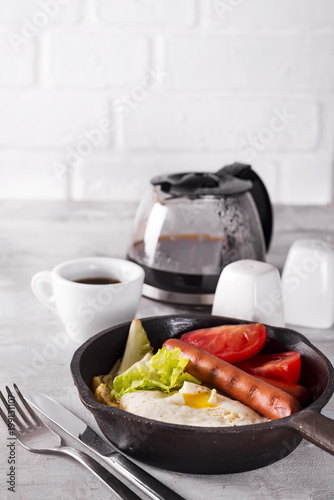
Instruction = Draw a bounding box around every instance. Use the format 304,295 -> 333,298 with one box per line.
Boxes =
119,381 -> 267,427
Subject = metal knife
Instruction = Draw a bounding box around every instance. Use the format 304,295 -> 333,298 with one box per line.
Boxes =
23,390 -> 185,500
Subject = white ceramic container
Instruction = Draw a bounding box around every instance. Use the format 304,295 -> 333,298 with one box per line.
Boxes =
212,259 -> 285,327
282,239 -> 334,329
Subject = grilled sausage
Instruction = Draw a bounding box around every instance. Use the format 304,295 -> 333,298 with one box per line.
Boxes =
254,376 -> 311,408
163,338 -> 302,420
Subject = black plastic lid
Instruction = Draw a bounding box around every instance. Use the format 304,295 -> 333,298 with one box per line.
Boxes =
151,169 -> 253,196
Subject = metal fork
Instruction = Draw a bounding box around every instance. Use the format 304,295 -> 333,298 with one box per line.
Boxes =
0,384 -> 140,500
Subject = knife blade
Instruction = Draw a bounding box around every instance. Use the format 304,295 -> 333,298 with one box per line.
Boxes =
23,390 -> 185,500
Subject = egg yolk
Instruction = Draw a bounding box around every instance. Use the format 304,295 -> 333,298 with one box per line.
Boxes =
182,392 -> 218,409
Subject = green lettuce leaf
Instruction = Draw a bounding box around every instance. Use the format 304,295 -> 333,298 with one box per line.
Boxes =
110,347 -> 200,401
116,319 -> 153,376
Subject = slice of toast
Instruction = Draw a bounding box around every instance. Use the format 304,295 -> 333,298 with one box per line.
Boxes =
94,382 -> 116,406
92,358 -> 121,406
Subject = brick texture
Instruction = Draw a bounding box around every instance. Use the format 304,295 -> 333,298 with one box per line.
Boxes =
45,28 -> 150,87
0,151 -> 67,199
0,90 -> 111,147
0,0 -> 81,24
96,0 -> 196,27
123,95 -> 319,152
278,152 -> 334,205
207,0 -> 334,31
0,0 -> 333,205
0,27 -> 36,84
165,35 -> 334,91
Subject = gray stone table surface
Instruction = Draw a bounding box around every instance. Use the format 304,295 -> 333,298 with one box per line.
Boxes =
0,201 -> 334,500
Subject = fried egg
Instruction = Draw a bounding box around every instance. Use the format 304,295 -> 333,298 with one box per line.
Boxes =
119,381 -> 267,427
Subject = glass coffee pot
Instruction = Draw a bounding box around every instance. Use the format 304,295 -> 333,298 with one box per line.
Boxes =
127,163 -> 273,305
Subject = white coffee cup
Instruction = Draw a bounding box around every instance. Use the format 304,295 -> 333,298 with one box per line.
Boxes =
31,257 -> 144,343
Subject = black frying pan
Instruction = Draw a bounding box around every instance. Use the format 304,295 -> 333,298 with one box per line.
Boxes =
71,315 -> 334,474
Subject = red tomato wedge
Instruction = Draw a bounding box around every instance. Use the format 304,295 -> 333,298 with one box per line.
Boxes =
180,323 -> 267,364
236,351 -> 301,384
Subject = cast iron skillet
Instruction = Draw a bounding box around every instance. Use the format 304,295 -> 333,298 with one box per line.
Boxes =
71,315 -> 334,474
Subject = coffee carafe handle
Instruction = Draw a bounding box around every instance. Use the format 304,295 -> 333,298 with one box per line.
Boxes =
218,163 -> 273,251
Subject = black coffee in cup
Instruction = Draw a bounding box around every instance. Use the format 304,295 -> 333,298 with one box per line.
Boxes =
74,277 -> 121,285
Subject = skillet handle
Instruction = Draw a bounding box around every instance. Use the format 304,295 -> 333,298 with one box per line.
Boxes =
290,410 -> 334,455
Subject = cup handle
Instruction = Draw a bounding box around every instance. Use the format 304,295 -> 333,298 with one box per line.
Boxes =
31,271 -> 57,314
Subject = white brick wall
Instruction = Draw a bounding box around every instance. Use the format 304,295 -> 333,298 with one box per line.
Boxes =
0,90 -> 111,147
205,0 -> 334,31
96,0 -> 197,27
165,35 -> 334,91
0,150 -> 67,200
123,96 -> 319,151
0,0 -> 333,205
0,0 -> 82,24
44,29 -> 150,87
0,27 -> 36,85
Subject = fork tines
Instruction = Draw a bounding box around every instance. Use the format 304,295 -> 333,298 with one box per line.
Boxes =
0,384 -> 41,434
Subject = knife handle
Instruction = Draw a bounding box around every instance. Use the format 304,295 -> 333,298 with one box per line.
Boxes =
60,446 -> 140,500
106,452 -> 185,500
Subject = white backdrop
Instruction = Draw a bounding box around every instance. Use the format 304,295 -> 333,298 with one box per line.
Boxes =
0,0 -> 333,205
